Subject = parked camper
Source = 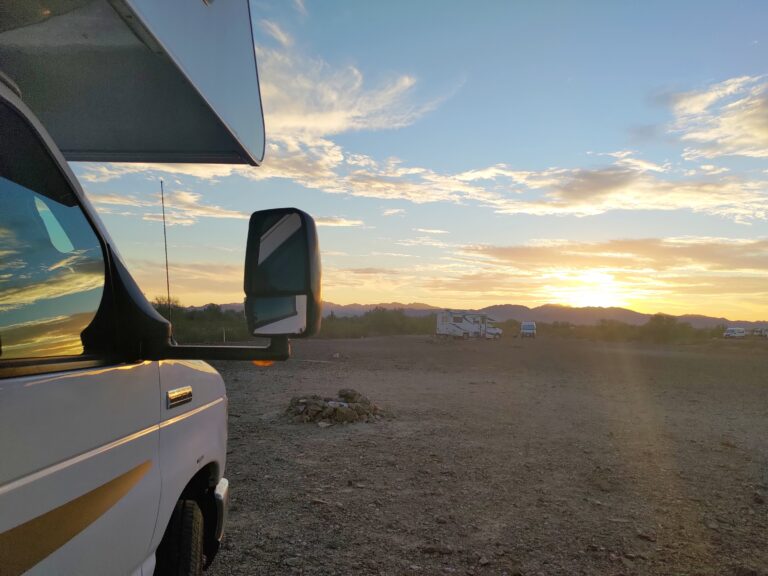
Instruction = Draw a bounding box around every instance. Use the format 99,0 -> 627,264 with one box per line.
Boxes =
723,327 -> 747,338
520,321 -> 537,338
0,2 -> 320,575
436,310 -> 501,339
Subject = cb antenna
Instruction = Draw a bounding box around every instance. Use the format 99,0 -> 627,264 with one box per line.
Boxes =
160,179 -> 172,324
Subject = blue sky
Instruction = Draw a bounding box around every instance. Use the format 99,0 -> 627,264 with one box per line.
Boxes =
74,1 -> 768,320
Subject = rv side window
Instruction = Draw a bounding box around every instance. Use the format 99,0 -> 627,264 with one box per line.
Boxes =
0,101 -> 106,361
453,316 -> 463,323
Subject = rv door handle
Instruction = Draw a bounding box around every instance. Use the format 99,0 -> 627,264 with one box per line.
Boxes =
167,386 -> 193,409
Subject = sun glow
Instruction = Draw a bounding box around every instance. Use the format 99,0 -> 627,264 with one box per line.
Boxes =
549,271 -> 629,309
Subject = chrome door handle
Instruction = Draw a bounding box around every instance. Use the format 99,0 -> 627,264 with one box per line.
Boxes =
167,386 -> 193,409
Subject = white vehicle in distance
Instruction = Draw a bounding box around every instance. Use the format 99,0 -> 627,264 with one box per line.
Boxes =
436,310 -> 500,339
723,327 -> 747,338
520,321 -> 537,338
486,322 -> 503,340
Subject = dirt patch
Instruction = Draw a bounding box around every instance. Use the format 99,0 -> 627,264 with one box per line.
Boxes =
209,336 -> 768,576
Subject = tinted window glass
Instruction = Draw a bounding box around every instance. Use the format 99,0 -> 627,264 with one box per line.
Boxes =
0,103 -> 105,360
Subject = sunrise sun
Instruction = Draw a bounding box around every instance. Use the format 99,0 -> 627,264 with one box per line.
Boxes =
550,271 -> 628,309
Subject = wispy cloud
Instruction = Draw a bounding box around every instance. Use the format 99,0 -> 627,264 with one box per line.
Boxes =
259,20 -> 293,48
86,188 -> 245,226
699,164 -> 730,175
382,208 -> 405,216
293,0 -> 308,17
127,259 -> 244,304
671,75 -> 768,159
257,46 -> 440,139
73,54 -> 768,228
119,235 -> 768,320
414,228 -> 448,234
315,216 -> 365,227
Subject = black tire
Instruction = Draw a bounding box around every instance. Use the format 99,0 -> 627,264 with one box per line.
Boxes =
155,500 -> 204,576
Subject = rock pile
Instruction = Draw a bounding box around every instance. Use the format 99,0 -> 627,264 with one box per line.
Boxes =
287,388 -> 383,425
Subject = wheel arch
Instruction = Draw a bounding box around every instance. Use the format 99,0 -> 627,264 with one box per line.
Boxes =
159,461 -> 223,569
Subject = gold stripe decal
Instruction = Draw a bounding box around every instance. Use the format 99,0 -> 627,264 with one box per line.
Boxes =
0,460 -> 152,576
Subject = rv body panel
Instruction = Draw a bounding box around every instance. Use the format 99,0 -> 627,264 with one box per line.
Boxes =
0,363 -> 162,575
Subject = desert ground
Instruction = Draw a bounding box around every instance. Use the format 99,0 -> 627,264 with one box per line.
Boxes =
208,336 -> 768,576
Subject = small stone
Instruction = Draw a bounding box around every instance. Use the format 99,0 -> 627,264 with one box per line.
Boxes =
636,531 -> 657,542
283,557 -> 301,567
478,556 -> 490,566
317,420 -> 333,428
621,556 -> 635,568
421,544 -> 453,555
753,491 -> 765,505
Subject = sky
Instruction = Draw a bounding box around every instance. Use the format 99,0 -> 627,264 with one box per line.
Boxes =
73,1 -> 768,321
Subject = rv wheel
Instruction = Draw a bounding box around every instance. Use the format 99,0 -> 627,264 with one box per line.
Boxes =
155,500 -> 204,576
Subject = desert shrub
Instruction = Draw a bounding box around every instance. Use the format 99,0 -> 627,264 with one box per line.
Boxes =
152,297 -> 250,344
501,315 -> 716,344
637,314 -> 708,344
318,308 -> 435,338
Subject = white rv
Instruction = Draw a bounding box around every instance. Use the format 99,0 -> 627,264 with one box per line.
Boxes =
723,327 -> 747,338
520,321 -> 537,338
436,310 -> 502,339
0,2 -> 321,575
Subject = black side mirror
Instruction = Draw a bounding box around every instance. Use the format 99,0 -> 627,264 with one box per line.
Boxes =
244,208 -> 322,337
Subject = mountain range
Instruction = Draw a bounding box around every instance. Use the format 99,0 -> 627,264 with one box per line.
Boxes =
199,301 -> 766,329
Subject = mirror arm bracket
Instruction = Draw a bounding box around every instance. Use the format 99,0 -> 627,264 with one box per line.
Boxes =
156,336 -> 291,361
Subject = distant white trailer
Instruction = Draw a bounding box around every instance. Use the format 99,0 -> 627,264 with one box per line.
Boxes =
436,310 -> 502,339
723,327 -> 747,338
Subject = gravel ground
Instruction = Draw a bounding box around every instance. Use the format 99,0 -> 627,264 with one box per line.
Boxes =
208,336 -> 768,576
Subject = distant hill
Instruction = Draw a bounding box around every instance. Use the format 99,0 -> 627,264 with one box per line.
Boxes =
323,302 -> 439,318
186,301 -> 766,329
477,304 -> 763,329
479,304 -> 649,325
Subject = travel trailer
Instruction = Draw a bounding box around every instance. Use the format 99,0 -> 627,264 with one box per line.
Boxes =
0,2 -> 321,575
436,310 -> 502,339
723,327 -> 747,338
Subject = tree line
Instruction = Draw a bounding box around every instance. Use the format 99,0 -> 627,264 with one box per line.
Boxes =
152,297 -> 251,344
153,298 -> 726,344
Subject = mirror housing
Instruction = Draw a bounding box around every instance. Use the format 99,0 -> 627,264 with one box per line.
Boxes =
244,208 -> 322,337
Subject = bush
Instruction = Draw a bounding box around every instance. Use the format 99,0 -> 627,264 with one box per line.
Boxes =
152,297 -> 250,344
517,314 -> 715,344
318,308 -> 435,338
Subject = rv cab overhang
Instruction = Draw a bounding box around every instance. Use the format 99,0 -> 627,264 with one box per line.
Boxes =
0,0 -> 266,164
